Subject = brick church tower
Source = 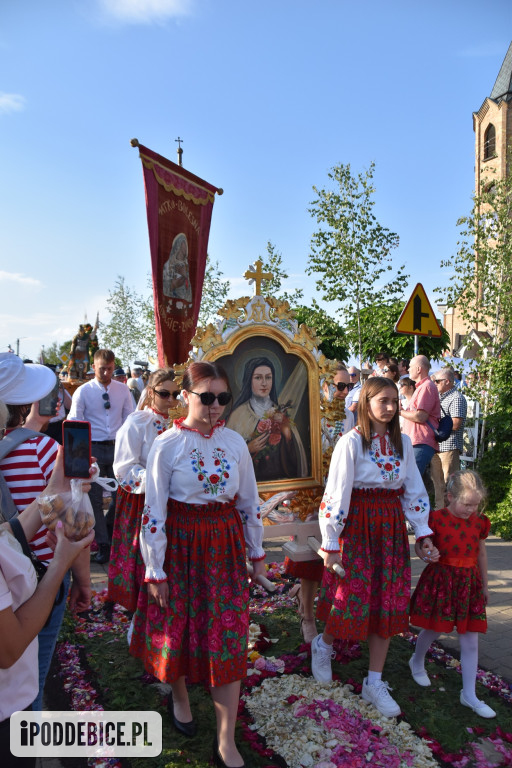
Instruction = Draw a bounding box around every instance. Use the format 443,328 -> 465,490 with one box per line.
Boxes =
442,42 -> 512,356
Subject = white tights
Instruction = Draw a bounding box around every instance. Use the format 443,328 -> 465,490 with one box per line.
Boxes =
413,629 -> 480,706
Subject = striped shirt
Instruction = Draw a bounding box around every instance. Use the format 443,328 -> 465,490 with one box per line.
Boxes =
0,432 -> 58,562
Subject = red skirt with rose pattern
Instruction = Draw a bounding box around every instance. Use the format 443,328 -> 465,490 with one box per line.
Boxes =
316,487 -> 411,640
129,497 -> 249,687
107,487 -> 146,612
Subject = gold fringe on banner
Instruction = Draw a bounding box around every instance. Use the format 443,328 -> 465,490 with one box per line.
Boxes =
140,152 -> 216,206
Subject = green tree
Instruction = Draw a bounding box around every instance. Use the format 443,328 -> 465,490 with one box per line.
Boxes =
43,340 -> 73,366
438,158 -> 512,362
197,257 -> 231,327
345,300 -> 450,362
307,162 -> 405,366
100,257 -> 231,365
259,241 -> 304,305
100,276 -> 157,366
438,146 -> 512,537
294,299 -> 350,361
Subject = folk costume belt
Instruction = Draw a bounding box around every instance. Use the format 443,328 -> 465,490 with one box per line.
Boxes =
439,556 -> 477,568
351,487 -> 404,499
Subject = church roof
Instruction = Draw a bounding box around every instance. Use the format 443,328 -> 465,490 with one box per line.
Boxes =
490,41 -> 512,103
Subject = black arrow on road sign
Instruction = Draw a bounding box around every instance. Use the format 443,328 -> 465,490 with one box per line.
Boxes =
413,295 -> 429,331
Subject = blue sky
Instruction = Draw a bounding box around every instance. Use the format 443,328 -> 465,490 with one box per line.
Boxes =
1,0 -> 511,362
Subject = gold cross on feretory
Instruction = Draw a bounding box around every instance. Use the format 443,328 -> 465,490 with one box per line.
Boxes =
244,259 -> 273,296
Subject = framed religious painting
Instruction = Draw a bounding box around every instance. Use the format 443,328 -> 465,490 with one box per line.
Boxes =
196,302 -> 323,493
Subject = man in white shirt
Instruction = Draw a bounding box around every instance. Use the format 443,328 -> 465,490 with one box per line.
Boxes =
69,349 -> 134,563
345,366 -> 362,416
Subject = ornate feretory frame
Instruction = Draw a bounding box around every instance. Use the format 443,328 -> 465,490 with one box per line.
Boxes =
172,290 -> 339,495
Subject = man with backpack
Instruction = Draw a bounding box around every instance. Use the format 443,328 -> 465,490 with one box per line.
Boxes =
430,368 -> 467,508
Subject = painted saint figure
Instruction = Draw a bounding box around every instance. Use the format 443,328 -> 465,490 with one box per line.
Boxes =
227,356 -> 308,482
162,233 -> 192,303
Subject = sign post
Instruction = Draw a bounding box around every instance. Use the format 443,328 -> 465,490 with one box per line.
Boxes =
394,283 -> 442,352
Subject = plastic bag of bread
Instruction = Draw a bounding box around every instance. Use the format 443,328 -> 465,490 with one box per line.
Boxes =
38,478 -> 95,542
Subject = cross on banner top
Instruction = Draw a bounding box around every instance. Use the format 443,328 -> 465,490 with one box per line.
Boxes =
244,259 -> 273,296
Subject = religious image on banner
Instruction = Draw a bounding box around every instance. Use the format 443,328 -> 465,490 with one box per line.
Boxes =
162,233 -> 192,305
132,139 -> 222,366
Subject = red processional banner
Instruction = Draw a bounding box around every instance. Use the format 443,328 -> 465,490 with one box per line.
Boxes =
134,142 -> 221,366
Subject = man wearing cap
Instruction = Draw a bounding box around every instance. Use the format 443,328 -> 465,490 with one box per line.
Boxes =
430,368 -> 467,508
0,352 -> 92,710
69,349 -> 134,564
131,367 -> 145,395
113,367 -> 127,383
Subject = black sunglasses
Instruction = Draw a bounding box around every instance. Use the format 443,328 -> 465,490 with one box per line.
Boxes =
154,389 -> 180,400
102,392 -> 111,410
189,390 -> 232,406
433,379 -> 448,384
335,382 -> 349,392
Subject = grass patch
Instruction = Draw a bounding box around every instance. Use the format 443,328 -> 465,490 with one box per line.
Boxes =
47,576 -> 512,767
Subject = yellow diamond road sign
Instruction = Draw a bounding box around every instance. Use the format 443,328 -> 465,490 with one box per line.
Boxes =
395,283 -> 442,338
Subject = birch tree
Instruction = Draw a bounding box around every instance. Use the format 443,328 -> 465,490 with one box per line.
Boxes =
307,162 -> 405,365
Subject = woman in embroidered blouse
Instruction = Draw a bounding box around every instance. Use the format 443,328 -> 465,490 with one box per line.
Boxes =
311,377 -> 438,719
107,368 -> 178,612
130,361 -> 265,768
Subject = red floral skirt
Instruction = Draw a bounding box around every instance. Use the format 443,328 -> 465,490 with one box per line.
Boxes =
283,556 -> 324,583
129,497 -> 249,687
410,563 -> 487,633
107,487 -> 145,612
316,487 -> 411,640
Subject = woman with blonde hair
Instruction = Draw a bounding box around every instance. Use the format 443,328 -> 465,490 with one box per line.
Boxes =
107,368 -> 179,611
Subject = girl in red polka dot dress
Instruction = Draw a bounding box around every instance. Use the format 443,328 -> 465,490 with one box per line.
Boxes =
409,470 -> 496,718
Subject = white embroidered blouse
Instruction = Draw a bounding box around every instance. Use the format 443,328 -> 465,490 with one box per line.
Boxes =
319,428 -> 432,552
140,418 -> 265,581
321,407 -> 355,451
113,408 -> 170,494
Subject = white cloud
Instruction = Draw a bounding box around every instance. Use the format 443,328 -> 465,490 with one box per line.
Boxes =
0,271 -> 41,287
0,93 -> 26,115
98,0 -> 192,24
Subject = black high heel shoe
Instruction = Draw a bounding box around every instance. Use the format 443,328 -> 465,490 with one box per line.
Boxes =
212,736 -> 245,768
167,691 -> 197,737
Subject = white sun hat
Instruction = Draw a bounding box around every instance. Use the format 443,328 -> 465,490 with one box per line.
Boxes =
0,353 -> 57,405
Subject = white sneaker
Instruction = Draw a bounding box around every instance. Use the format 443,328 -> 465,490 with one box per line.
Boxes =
362,677 -> 401,718
311,634 -> 335,683
408,655 -> 431,686
460,691 -> 496,719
